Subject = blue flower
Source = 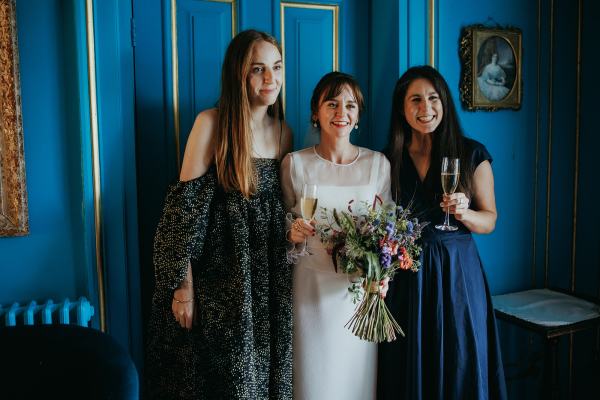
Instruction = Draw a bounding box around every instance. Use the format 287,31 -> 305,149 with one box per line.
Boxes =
373,218 -> 381,227
385,222 -> 395,236
380,253 -> 392,269
406,221 -> 414,233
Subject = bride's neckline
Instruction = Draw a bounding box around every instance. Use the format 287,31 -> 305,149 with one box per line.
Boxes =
312,145 -> 361,166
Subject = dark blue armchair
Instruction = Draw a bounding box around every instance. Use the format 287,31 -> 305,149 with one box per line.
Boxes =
0,324 -> 138,399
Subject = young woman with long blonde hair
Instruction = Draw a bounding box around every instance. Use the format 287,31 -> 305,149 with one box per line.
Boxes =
146,29 -> 293,399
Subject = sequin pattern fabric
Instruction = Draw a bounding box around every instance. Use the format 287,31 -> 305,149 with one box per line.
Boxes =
146,159 -> 293,399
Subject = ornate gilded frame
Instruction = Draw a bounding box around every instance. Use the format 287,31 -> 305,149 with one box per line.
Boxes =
0,0 -> 28,237
459,25 -> 522,111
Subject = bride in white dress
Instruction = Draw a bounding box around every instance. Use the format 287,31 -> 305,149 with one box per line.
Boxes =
281,72 -> 391,400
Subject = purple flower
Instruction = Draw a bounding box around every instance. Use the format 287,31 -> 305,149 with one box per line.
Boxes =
380,253 -> 392,269
385,222 -> 395,236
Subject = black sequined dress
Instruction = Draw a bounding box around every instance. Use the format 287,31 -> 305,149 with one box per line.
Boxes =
146,159 -> 292,399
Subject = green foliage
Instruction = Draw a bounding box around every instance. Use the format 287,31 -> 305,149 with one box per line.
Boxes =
315,198 -> 427,342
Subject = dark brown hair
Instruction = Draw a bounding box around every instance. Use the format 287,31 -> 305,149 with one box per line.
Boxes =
385,65 -> 474,202
215,30 -> 284,198
310,72 -> 365,125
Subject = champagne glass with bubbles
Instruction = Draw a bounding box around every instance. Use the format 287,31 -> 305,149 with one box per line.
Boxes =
300,183 -> 318,253
435,157 -> 460,231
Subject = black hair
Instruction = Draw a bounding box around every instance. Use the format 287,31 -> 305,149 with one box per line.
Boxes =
385,65 -> 474,202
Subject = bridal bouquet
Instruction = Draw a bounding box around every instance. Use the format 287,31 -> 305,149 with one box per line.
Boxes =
317,196 -> 425,342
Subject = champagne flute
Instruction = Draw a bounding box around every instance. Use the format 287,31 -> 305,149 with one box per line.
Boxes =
300,183 -> 318,253
435,157 -> 460,231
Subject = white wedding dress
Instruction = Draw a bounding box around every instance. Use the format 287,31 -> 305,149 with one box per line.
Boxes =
281,146 -> 391,400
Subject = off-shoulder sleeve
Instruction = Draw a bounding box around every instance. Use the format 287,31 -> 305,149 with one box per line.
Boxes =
152,170 -> 217,290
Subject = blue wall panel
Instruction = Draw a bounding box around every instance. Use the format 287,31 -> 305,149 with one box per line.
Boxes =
369,0 -> 399,151
0,1 -> 92,306
437,0 -> 540,296
276,1 -> 370,149
407,0 -> 428,66
338,0 -> 370,147
547,0 -> 578,290
133,0 -> 175,331
576,0 -> 600,299
533,0 -> 551,289
240,0 -> 272,32
93,0 -> 141,364
281,5 -> 335,148
177,0 -> 233,155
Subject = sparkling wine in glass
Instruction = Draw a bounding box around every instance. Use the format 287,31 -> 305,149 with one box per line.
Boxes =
301,186 -> 318,221
300,184 -> 318,252
435,157 -> 460,231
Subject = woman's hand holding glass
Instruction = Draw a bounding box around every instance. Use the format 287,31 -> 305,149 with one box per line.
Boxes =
289,183 -> 318,254
440,192 -> 471,221
288,218 -> 316,244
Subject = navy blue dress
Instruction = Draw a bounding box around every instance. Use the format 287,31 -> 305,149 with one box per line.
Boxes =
378,138 -> 507,400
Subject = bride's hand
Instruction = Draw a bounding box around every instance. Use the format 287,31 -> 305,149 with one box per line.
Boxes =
363,277 -> 390,298
287,217 -> 316,244
379,277 -> 390,298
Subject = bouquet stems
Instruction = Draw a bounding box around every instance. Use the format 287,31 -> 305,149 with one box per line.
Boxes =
344,290 -> 404,343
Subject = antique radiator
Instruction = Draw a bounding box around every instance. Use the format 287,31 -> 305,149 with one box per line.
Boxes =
0,297 -> 94,327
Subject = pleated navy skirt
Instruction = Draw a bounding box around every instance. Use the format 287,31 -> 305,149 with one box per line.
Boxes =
378,230 -> 507,400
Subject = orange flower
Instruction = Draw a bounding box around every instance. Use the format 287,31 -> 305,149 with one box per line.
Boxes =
390,241 -> 399,256
399,247 -> 413,270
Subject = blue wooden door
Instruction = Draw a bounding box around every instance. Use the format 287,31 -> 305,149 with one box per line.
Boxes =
133,0 -> 369,320
280,3 -> 337,147
173,0 -> 235,165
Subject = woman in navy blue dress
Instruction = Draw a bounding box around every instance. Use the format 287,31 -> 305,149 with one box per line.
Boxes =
378,66 -> 507,400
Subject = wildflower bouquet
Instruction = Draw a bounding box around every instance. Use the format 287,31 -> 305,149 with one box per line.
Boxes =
317,196 -> 425,343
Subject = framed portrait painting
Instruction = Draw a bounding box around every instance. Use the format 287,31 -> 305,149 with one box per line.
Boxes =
459,25 -> 522,111
0,0 -> 28,237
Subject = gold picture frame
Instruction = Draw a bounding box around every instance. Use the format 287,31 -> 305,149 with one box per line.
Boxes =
0,0 -> 28,237
459,25 -> 522,111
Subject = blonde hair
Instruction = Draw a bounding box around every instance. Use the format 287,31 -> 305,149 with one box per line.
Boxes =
215,30 -> 284,198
